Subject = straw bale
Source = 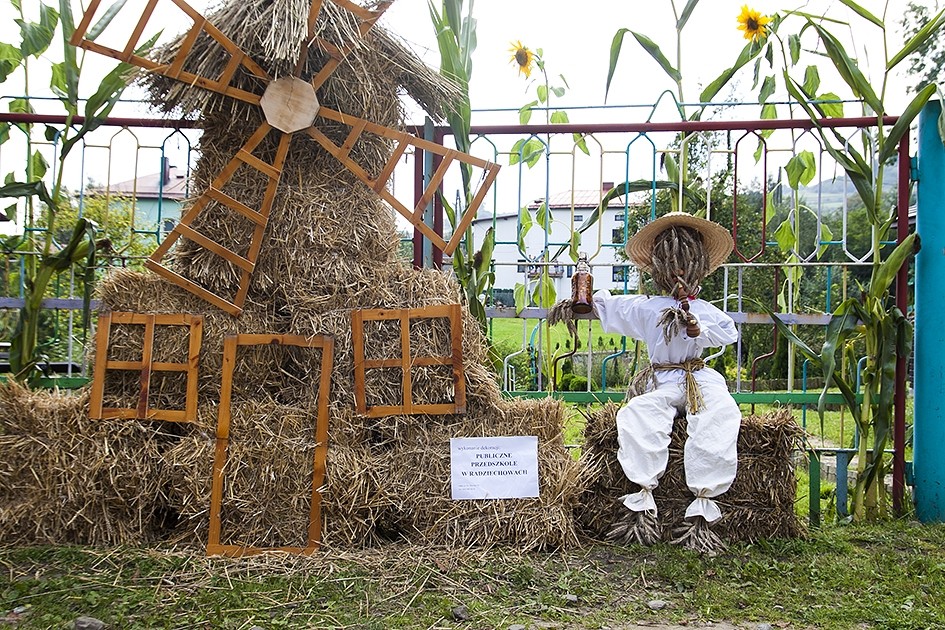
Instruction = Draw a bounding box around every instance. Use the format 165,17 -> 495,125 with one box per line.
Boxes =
0,381 -> 176,545
578,403 -> 805,543
379,399 -> 583,551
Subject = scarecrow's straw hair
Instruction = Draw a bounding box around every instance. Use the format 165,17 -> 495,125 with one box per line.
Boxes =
650,225 -> 709,296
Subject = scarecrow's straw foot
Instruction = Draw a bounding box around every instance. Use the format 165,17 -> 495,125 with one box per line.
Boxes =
670,516 -> 727,556
606,510 -> 661,546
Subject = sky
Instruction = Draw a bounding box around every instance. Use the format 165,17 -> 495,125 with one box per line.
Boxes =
0,0 -> 922,117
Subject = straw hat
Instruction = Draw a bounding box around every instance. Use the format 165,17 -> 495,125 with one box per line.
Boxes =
626,212 -> 734,273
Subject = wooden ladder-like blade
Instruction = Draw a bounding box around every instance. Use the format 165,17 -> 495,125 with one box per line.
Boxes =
296,0 -> 395,88
71,0 -> 270,105
146,123 -> 292,316
306,108 -> 500,256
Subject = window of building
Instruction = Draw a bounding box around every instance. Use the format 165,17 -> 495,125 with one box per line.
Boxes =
613,266 -> 630,282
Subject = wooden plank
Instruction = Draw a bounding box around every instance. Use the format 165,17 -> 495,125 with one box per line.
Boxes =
351,310 -> 367,415
103,360 -> 148,371
75,41 -> 264,105
445,163 -> 501,254
69,0 -> 103,44
217,335 -> 238,440
207,437 -> 229,554
411,151 -> 456,222
449,304 -> 466,413
205,188 -> 267,225
166,18 -> 206,79
89,312 -> 112,419
185,316 -> 203,422
213,49 -> 243,92
135,315 -> 156,419
144,260 -> 242,317
175,224 -> 254,272
371,138 -> 409,194
236,149 -> 281,180
400,311 -> 412,414
121,0 -> 160,61
338,119 -> 367,160
309,336 -> 334,553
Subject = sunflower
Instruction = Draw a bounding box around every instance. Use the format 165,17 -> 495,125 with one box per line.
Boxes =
736,5 -> 771,43
508,40 -> 535,79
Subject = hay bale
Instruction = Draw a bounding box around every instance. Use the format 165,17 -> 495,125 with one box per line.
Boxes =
578,403 -> 805,542
0,381 -> 171,545
381,397 -> 583,551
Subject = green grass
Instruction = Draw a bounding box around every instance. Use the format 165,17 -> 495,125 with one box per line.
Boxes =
487,318 -> 630,356
3,522 -> 944,629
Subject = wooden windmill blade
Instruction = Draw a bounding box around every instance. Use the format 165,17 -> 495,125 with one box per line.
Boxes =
306,108 -> 500,256
297,0 -> 395,87
145,122 -> 291,317
70,0 -> 271,105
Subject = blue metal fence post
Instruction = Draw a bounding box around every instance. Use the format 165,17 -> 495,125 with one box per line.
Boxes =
914,99 -> 945,522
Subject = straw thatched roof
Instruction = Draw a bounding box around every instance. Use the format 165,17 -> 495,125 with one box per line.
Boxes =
144,0 -> 461,122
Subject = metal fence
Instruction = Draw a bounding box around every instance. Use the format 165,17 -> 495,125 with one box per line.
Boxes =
0,101 -> 914,515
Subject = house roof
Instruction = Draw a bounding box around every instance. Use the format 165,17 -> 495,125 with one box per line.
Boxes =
471,185 -> 630,225
530,187 -> 629,211
94,163 -> 189,201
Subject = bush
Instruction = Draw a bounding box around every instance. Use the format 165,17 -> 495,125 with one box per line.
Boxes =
569,376 -> 588,391
559,373 -> 575,391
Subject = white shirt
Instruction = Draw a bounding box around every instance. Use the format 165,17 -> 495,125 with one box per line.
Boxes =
593,290 -> 738,365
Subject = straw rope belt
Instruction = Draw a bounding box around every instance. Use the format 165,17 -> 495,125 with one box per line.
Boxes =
626,357 -> 706,413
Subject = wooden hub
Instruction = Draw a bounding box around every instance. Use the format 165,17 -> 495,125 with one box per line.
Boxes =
260,77 -> 320,133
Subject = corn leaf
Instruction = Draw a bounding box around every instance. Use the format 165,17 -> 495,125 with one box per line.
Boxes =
808,21 -> 882,113
676,0 -> 699,30
838,0 -> 884,28
86,0 -> 127,41
887,6 -> 945,70
605,28 -> 631,101
631,31 -> 681,82
878,83 -> 936,164
700,39 -> 763,103
16,3 -> 58,58
868,232 -> 919,301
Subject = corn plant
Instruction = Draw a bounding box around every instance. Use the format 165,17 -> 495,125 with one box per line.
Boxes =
428,0 -> 495,331
0,0 -> 156,382
746,1 -> 943,521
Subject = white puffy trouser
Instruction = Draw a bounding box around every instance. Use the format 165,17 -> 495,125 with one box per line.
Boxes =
615,372 -> 740,523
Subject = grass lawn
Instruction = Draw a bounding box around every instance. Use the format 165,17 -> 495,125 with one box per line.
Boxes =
2,521 -> 944,629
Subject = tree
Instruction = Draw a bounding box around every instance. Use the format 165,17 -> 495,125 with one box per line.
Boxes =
901,1 -> 945,93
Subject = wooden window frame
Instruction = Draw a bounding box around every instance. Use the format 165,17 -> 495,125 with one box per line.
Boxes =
352,304 -> 465,417
89,312 -> 203,422
207,333 -> 334,557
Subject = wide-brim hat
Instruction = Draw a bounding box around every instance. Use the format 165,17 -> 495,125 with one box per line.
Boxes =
626,212 -> 734,273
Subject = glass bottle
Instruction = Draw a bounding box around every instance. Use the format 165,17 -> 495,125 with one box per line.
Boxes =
570,252 -> 594,314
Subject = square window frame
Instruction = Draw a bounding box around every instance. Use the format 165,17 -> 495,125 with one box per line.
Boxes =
89,312 -> 203,422
352,304 -> 465,417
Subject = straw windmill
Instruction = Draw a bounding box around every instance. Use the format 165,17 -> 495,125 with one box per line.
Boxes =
70,0 -> 499,317
0,0 -> 585,553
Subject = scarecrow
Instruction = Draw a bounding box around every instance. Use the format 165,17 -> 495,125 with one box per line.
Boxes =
555,212 -> 739,553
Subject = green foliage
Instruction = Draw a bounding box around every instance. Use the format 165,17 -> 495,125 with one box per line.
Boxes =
735,3 -> 940,522
429,0 -> 493,332
0,0 -> 153,382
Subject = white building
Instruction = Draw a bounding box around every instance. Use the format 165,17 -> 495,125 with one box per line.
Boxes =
471,183 -> 641,305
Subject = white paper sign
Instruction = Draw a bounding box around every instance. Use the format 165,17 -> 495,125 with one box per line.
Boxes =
450,436 -> 539,500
